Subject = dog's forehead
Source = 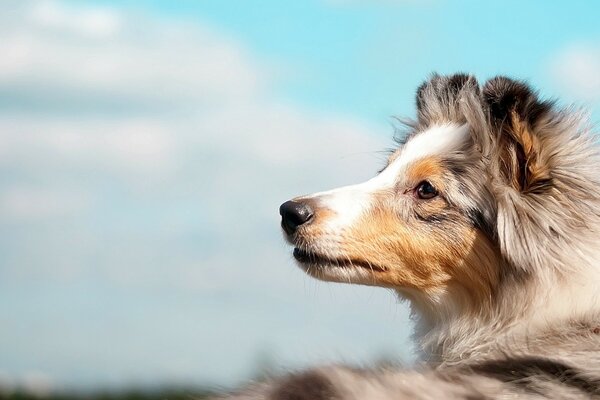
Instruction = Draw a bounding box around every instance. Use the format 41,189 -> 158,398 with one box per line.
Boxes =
389,124 -> 470,172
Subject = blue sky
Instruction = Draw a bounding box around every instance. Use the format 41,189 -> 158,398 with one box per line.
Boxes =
0,0 -> 599,393
96,0 -> 600,121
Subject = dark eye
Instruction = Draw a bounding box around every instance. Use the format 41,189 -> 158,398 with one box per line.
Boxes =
415,181 -> 438,199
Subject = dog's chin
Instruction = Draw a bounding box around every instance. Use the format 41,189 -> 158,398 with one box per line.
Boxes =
292,248 -> 385,284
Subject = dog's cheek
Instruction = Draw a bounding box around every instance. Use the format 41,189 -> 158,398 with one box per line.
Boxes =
342,209 -> 452,289
429,222 -> 501,301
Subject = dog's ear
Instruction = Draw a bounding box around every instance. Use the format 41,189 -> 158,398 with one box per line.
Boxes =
482,77 -> 554,194
415,73 -> 479,126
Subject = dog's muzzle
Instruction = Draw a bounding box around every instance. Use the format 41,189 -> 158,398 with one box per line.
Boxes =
279,200 -> 314,235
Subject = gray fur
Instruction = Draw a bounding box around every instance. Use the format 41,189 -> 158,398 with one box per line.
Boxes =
212,74 -> 600,399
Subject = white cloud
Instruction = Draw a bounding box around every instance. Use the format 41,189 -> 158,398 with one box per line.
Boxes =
0,1 -> 265,108
0,117 -> 176,174
549,43 -> 600,101
29,1 -> 122,38
0,186 -> 92,220
0,0 -> 403,390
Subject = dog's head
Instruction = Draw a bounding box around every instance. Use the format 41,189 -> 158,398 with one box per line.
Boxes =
280,73 -> 595,313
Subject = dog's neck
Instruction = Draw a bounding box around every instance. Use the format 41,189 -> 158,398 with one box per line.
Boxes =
398,264 -> 600,365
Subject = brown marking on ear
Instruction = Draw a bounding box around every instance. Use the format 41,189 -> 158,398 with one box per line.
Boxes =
496,110 -> 551,193
483,76 -> 554,194
510,111 -> 552,193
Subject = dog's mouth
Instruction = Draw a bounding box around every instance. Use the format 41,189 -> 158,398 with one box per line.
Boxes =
293,248 -> 386,272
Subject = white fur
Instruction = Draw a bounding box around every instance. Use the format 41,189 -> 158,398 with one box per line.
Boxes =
305,124 -> 469,232
396,123 -> 469,171
219,75 -> 600,400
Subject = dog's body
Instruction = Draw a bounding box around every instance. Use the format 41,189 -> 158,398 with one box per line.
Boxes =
218,74 -> 600,399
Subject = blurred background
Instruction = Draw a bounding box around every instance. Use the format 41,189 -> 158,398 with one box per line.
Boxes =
1,0 -> 599,398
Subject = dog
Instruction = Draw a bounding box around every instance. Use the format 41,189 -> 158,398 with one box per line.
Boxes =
217,74 -> 600,399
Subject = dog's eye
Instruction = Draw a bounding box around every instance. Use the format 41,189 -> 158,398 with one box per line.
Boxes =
415,181 -> 438,199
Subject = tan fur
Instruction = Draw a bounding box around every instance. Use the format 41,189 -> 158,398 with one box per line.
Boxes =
218,74 -> 600,399
497,110 -> 551,192
406,158 -> 446,188
344,205 -> 499,303
296,155 -> 500,304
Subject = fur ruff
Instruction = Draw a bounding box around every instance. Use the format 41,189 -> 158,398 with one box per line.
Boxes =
214,74 -> 600,399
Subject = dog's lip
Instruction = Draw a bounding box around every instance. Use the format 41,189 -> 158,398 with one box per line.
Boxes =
293,248 -> 386,272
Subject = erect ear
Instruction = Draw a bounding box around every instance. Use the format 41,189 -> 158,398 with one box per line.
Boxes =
415,73 -> 479,126
482,77 -> 554,194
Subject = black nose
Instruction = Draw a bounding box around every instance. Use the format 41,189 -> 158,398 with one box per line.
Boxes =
279,200 -> 314,235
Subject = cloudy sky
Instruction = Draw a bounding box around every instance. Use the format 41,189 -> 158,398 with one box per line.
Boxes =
1,0 -> 599,393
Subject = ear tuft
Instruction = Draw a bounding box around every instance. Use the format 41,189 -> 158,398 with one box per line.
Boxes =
415,73 -> 479,125
482,76 -> 552,127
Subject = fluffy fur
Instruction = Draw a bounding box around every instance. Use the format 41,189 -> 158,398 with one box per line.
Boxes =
214,74 -> 600,399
